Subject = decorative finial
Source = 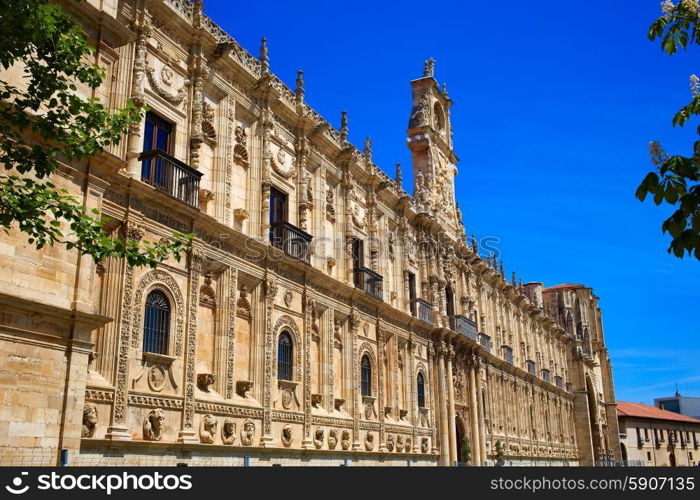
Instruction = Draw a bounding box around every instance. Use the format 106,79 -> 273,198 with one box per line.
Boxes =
395,163 -> 402,187
500,261 -> 505,278
491,254 -> 497,268
512,271 -> 516,286
340,111 -> 348,144
364,136 -> 372,163
442,83 -> 448,97
260,37 -> 269,74
423,57 -> 435,78
471,234 -> 478,253
296,70 -> 304,101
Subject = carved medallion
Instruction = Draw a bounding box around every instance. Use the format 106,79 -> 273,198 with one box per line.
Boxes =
365,432 -> 375,451
240,419 -> 255,446
82,404 -> 98,438
396,434 -> 404,453
281,389 -> 293,410
386,434 -> 394,452
147,365 -> 166,392
314,427 -> 324,449
221,418 -> 236,445
281,424 -> 293,447
283,290 -> 293,308
364,403 -> 373,420
341,430 -> 350,450
328,429 -> 338,449
405,437 -> 412,452
143,408 -> 165,441
199,414 -> 218,444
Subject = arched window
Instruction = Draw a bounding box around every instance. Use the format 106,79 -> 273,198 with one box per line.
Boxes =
143,290 -> 170,354
417,372 -> 426,408
361,355 -> 372,397
277,332 -> 293,381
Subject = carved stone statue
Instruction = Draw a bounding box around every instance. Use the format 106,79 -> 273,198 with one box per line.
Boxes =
405,437 -> 412,452
396,434 -> 404,453
143,408 -> 165,441
386,434 -> 395,452
314,427 -> 325,449
199,414 -> 217,444
328,429 -> 338,449
240,419 -> 255,446
421,437 -> 429,453
341,430 -> 350,450
281,424 -> 292,447
82,403 -> 98,438
221,418 -> 236,445
365,432 -> 375,451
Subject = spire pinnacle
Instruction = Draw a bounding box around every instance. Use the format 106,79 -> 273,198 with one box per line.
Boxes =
364,136 -> 372,163
423,57 -> 435,78
512,271 -> 516,286
442,83 -> 448,97
260,36 -> 269,74
500,260 -> 505,278
295,70 -> 304,102
471,234 -> 478,253
395,162 -> 403,187
340,111 -> 348,144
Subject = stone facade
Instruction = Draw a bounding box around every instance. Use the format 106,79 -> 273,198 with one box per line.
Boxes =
617,402 -> 700,466
0,0 -> 620,466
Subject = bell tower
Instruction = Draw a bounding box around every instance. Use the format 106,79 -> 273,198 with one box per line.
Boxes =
407,58 -> 461,234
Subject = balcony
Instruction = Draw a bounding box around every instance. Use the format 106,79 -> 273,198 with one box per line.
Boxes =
354,267 -> 383,300
410,298 -> 434,325
140,150 -> 202,208
541,369 -> 551,383
526,360 -> 536,375
448,315 -> 478,341
270,221 -> 312,264
502,345 -> 513,364
478,333 -> 491,353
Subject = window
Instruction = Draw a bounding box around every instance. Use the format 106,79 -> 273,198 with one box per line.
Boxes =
445,285 -> 455,317
361,355 -> 371,397
143,290 -> 171,354
141,112 -> 173,184
270,186 -> 287,226
351,238 -> 364,270
417,372 -> 426,408
647,451 -> 652,461
644,428 -> 649,441
408,272 -> 417,315
277,332 -> 293,381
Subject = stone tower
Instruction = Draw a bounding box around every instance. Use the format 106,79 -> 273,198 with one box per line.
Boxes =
407,58 -> 461,235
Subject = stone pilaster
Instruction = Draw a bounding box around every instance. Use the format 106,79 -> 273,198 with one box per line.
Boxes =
260,274 -> 278,446
437,342 -> 450,465
302,292 -> 314,449
350,312 -> 361,450
468,354 -> 481,465
446,344 -> 457,465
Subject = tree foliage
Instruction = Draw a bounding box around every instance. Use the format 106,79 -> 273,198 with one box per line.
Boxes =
0,0 -> 192,268
639,0 -> 700,259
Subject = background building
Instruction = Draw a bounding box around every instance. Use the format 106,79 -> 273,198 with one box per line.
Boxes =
655,392 -> 700,421
0,0 -> 619,466
617,401 -> 700,466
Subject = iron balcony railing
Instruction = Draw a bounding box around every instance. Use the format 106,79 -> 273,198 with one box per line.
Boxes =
270,221 -> 312,264
478,333 -> 491,353
526,360 -> 536,375
502,345 -> 513,364
354,267 -> 383,300
410,298 -> 433,325
139,149 -> 202,208
448,315 -> 478,341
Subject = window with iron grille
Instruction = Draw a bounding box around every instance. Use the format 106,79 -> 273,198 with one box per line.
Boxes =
361,355 -> 371,397
417,372 -> 426,408
143,290 -> 171,354
277,331 -> 293,381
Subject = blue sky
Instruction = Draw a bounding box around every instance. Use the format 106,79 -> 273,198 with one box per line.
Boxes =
204,0 -> 699,405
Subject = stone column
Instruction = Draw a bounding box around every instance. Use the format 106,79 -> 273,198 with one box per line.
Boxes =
468,354 -> 482,465
477,357 -> 487,465
437,343 -> 450,466
178,248 -> 203,443
446,344 -> 457,465
260,275 -> 278,447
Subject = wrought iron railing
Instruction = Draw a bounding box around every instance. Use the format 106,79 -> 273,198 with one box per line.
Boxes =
410,298 -> 433,325
354,267 -> 383,300
479,333 -> 491,353
448,315 -> 478,341
270,221 -> 313,264
139,149 -> 202,208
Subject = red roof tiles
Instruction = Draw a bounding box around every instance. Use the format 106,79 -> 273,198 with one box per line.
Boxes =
544,283 -> 585,291
617,401 -> 700,424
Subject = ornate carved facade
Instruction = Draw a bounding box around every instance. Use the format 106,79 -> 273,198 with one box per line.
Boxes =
0,0 -> 620,466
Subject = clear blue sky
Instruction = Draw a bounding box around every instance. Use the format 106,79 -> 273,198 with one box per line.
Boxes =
204,0 -> 699,405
